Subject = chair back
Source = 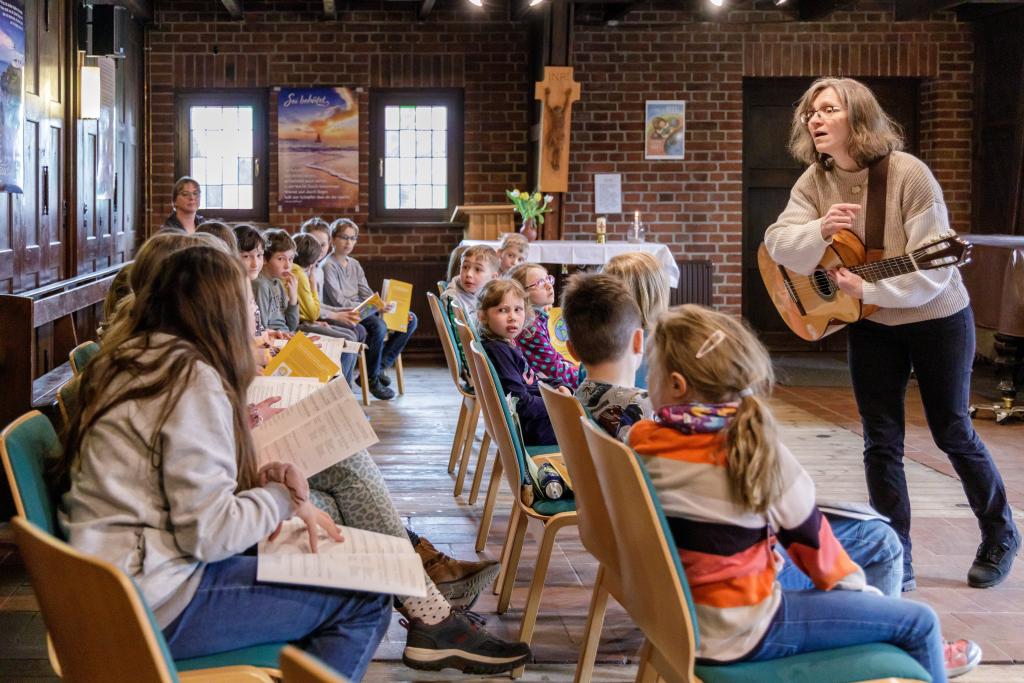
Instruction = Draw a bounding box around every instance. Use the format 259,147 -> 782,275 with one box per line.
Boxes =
436,279 -> 447,296
580,419 -> 699,683
427,292 -> 466,391
69,341 -> 101,376
12,516 -> 181,683
280,646 -> 348,683
57,376 -> 81,431
0,411 -> 62,536
539,384 -> 616,574
466,341 -> 531,495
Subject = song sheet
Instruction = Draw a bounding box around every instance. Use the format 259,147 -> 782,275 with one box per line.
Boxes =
252,377 -> 378,475
248,376 -> 323,408
258,519 -> 426,597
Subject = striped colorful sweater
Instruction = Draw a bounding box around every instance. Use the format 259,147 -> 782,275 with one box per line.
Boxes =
627,419 -> 866,662
516,309 -> 580,390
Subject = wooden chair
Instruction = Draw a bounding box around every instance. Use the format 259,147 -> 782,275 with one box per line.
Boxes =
56,376 -> 81,431
466,341 -> 576,678
0,411 -> 287,677
450,309 -> 494,506
69,340 -> 101,376
279,646 -> 348,683
355,347 -> 405,407
426,292 -> 480,490
579,419 -> 933,683
12,517 -> 276,683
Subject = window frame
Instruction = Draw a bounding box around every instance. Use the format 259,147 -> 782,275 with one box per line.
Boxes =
174,89 -> 269,222
369,88 -> 464,225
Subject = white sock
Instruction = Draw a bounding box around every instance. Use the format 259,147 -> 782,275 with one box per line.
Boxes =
400,579 -> 452,625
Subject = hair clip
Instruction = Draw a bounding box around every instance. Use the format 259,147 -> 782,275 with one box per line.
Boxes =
695,329 -> 726,359
738,387 -> 755,398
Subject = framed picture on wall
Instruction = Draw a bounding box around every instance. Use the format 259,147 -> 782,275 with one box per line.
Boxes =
644,100 -> 686,160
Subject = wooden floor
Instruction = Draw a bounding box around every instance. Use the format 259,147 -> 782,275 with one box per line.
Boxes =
1,359 -> 1023,681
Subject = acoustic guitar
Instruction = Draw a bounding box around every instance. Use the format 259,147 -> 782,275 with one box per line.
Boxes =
757,230 -> 971,341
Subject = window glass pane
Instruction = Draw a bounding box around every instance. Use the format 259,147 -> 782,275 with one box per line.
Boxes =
399,130 -> 415,158
385,186 -> 399,209
432,106 -> 447,130
399,185 -> 414,208
238,185 -> 253,209
191,157 -> 206,185
220,107 -> 237,134
385,106 -> 400,130
235,135 -> 253,159
432,185 -> 447,209
238,107 -> 253,130
415,184 -> 432,208
188,104 -> 257,214
399,106 -> 416,129
385,158 -> 399,184
222,185 -> 238,209
205,185 -> 223,208
416,130 -> 432,157
432,130 -> 446,157
416,157 -> 432,184
238,157 -> 253,184
223,157 -> 239,184
432,157 -> 446,185
399,158 -> 416,184
385,131 -> 399,157
416,106 -> 432,130
206,156 -> 223,185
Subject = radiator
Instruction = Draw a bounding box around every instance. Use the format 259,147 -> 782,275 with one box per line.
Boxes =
670,259 -> 713,307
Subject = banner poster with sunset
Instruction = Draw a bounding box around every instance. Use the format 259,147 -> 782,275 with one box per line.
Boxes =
277,87 -> 359,208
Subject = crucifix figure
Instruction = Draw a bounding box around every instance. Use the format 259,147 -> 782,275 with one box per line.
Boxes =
534,67 -> 581,193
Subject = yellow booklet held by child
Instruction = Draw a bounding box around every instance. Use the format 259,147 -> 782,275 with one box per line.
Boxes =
354,292 -> 386,318
381,279 -> 413,332
263,332 -> 340,383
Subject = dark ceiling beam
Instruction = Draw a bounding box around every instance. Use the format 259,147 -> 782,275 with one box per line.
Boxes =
220,0 -> 243,20
798,0 -> 840,21
955,1 -> 1024,20
894,0 -> 963,20
602,1 -> 635,23
323,0 -> 337,19
418,0 -> 437,18
87,0 -> 153,22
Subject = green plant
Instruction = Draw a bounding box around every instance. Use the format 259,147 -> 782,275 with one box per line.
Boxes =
506,189 -> 554,224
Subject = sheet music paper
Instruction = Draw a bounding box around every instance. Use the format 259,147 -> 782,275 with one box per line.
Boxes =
258,519 -> 426,597
252,378 -> 378,475
248,376 -> 323,408
315,336 -> 363,362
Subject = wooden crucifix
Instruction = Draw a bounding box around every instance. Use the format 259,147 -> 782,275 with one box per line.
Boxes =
534,66 -> 581,193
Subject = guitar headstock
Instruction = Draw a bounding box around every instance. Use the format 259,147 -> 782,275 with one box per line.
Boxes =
912,233 -> 972,271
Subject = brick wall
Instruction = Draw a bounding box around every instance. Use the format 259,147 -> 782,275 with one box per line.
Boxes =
147,1 -> 973,312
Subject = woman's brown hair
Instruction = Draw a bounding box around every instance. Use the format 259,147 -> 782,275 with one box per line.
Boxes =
648,305 -> 780,514
789,77 -> 904,169
603,251 -> 670,332
55,246 -> 259,493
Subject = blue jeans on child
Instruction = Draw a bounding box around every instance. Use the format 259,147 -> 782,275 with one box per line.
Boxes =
163,556 -> 391,681
739,589 -> 945,682
359,312 -> 418,381
777,516 -> 903,597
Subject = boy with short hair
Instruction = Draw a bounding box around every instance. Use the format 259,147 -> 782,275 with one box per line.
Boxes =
561,274 -> 650,441
253,228 -> 300,333
442,245 -> 500,316
497,233 -> 529,276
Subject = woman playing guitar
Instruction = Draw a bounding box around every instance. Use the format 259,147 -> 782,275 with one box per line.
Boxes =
764,77 -> 1018,593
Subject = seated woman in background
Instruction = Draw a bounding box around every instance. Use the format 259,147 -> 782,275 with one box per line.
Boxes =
603,251 -> 670,389
160,176 -> 206,234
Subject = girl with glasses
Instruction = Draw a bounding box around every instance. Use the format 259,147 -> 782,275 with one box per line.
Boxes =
508,263 -> 580,390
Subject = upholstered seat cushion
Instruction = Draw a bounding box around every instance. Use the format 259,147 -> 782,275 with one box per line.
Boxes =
176,643 -> 285,672
696,642 -> 931,683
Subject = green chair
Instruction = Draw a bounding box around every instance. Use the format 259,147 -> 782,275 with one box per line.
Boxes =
578,419 -> 932,683
280,646 -> 349,683
0,411 -> 286,677
69,341 -> 101,375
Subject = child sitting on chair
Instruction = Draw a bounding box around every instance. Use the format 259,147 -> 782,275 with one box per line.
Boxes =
497,233 -> 529,276
252,228 -> 301,335
442,245 -> 500,317
508,262 -> 579,390
477,279 -> 569,447
602,251 -> 670,389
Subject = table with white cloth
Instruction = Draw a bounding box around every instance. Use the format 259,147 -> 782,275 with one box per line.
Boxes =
458,239 -> 680,287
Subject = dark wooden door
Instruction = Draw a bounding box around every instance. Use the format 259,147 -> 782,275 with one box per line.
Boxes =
741,78 -> 919,351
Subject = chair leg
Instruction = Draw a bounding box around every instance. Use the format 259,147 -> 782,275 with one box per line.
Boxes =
475,455 -> 503,552
467,432 -> 492,505
358,348 -> 370,406
453,402 -> 480,497
493,501 -> 520,594
497,509 -> 528,614
395,354 -> 405,395
635,640 -> 656,683
448,398 -> 471,474
512,516 -> 574,678
574,565 -> 609,683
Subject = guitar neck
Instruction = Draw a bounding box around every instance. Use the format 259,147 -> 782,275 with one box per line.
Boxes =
848,255 -> 917,283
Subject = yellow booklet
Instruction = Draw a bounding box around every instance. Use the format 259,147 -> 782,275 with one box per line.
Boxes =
546,307 -> 579,366
381,279 -> 413,332
354,292 -> 386,318
263,332 -> 340,383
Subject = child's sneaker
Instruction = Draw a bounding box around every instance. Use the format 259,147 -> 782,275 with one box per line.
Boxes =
414,537 -> 500,609
944,639 -> 981,679
401,610 -> 531,674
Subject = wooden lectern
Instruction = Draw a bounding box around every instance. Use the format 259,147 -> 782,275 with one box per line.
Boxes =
450,204 -> 515,241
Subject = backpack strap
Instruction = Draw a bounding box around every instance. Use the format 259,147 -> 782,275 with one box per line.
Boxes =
864,154 -> 890,262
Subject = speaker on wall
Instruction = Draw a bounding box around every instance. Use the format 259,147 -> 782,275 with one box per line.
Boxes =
78,4 -> 126,58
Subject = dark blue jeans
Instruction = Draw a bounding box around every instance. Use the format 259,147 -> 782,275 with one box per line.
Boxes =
848,306 -> 1016,571
163,556 -> 391,681
359,312 -> 418,381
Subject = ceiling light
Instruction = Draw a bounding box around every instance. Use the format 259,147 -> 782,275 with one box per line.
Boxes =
529,0 -> 544,5
774,0 -> 786,4
709,0 -> 724,6
468,0 -> 482,6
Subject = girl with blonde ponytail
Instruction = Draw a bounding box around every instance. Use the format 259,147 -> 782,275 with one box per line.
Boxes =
628,304 -> 945,679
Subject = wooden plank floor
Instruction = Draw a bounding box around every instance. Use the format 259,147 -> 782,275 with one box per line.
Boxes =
1,359 -> 1023,681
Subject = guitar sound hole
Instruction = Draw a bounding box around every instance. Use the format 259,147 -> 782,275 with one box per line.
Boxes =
811,268 -> 837,299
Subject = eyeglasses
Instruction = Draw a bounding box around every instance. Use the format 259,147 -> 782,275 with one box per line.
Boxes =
177,190 -> 201,199
799,105 -> 842,125
335,234 -> 357,242
525,275 -> 555,290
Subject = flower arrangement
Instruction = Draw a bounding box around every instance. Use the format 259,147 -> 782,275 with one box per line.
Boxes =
506,189 -> 555,225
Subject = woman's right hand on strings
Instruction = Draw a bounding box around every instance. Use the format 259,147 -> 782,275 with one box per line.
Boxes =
820,203 -> 861,240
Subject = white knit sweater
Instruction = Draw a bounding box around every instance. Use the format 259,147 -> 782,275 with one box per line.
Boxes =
764,151 -> 969,326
